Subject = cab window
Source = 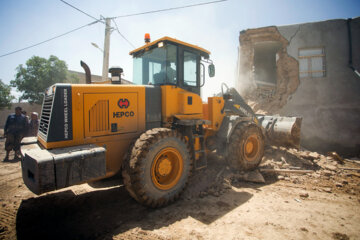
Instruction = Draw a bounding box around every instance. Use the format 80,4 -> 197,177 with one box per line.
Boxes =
132,44 -> 177,85
184,51 -> 197,87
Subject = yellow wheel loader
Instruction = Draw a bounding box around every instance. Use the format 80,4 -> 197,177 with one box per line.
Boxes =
21,35 -> 302,207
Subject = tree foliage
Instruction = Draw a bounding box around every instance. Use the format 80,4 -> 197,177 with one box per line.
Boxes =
11,55 -> 70,104
66,72 -> 80,84
0,79 -> 14,110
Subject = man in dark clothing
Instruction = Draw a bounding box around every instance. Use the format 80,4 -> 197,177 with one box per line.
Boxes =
4,106 -> 27,161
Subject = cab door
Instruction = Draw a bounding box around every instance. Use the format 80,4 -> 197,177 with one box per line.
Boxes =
178,48 -> 201,95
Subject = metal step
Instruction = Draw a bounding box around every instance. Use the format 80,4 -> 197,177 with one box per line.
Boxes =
195,155 -> 207,170
195,150 -> 205,153
193,135 -> 204,138
195,134 -> 207,170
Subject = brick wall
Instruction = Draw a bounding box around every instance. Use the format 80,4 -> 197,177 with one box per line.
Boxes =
0,103 -> 42,128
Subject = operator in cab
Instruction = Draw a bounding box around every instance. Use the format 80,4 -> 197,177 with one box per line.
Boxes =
154,61 -> 176,84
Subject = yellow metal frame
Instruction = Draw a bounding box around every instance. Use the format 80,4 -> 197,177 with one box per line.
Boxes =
161,85 -> 203,123
38,84 -> 146,178
129,36 -> 210,56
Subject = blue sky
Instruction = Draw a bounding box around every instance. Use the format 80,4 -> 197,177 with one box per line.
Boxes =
0,0 -> 359,100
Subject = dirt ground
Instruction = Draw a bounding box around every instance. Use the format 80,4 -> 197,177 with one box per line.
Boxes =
0,137 -> 359,240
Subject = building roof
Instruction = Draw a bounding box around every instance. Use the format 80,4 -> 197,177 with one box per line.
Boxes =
240,16 -> 360,33
68,70 -> 132,84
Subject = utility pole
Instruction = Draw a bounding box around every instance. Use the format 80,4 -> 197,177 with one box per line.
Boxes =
102,18 -> 111,82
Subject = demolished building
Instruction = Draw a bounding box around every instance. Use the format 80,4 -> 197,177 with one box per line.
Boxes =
237,17 -> 360,156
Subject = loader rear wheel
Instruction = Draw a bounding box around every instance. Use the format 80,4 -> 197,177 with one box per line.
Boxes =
122,128 -> 192,208
227,122 -> 264,171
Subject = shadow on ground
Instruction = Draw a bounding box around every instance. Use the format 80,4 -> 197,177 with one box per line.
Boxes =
2,157 -> 21,163
17,148 -> 305,239
16,185 -> 252,240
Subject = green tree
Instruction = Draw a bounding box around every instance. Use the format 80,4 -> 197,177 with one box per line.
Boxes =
11,55 -> 68,104
66,72 -> 80,84
0,79 -> 14,110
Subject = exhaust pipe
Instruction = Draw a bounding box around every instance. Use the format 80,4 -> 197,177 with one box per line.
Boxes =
257,115 -> 302,149
80,61 -> 92,84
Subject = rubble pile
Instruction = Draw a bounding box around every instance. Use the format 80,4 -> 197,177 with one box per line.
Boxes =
184,147 -> 360,199
260,146 -> 360,194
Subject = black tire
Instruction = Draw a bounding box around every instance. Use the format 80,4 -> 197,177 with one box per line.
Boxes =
122,128 -> 192,208
227,122 -> 265,171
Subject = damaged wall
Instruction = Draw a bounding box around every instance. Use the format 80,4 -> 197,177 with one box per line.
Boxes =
237,26 -> 300,113
238,17 -> 360,156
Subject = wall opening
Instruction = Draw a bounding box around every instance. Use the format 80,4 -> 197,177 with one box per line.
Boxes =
253,42 -> 282,87
238,27 -> 300,113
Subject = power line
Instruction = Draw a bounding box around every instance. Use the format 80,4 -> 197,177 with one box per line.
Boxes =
0,21 -> 100,58
112,19 -> 136,48
60,1 -> 135,48
111,0 -> 227,48
0,0 -> 228,58
113,0 -> 227,18
60,0 -> 104,23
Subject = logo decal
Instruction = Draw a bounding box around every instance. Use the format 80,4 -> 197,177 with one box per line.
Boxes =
118,98 -> 130,109
113,111 -> 135,118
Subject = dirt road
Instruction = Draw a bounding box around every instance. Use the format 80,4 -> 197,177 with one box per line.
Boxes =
0,138 -> 359,240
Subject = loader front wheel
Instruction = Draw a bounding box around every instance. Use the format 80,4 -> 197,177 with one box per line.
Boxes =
227,122 -> 264,171
122,128 -> 192,208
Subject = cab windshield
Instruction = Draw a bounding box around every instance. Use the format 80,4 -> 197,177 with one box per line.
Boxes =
133,44 -> 177,85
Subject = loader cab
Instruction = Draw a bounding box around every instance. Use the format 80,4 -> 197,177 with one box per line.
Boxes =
130,36 -> 211,95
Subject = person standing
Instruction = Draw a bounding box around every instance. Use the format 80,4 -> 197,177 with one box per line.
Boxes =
28,112 -> 39,136
21,110 -> 30,137
3,106 -> 27,161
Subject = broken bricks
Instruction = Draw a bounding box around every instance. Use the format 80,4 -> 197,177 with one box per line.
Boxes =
299,191 -> 309,198
322,170 -> 334,177
230,170 -> 266,184
327,152 -> 345,164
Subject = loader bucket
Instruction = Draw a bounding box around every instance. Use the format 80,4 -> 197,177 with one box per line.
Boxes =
257,115 -> 302,149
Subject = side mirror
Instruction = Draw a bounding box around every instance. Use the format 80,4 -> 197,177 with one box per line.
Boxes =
208,64 -> 215,78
